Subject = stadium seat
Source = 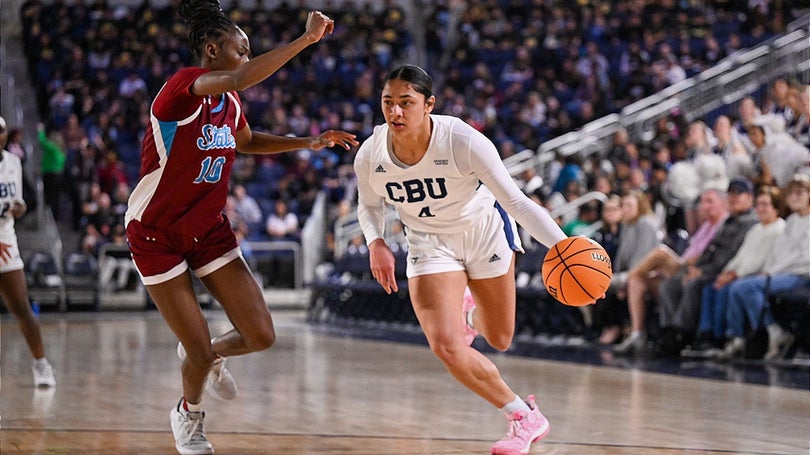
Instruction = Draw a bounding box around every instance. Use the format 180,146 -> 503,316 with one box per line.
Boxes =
63,252 -> 100,310
25,251 -> 63,309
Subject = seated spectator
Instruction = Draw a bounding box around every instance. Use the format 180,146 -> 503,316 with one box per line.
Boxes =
47,86 -> 75,130
61,113 -> 88,154
763,78 -> 791,117
265,199 -> 300,242
231,183 -> 263,225
5,127 -> 27,162
712,115 -> 751,180
721,175 -> 810,360
591,195 -> 622,261
684,120 -> 713,159
96,148 -> 129,195
80,188 -> 118,256
746,124 -> 775,188
666,149 -> 730,233
785,83 -> 809,148
683,185 -> 784,357
118,71 -> 147,99
592,191 -> 660,345
547,180 -> 584,227
552,154 -> 585,196
562,201 -> 600,236
516,167 -> 544,197
657,178 -> 758,356
733,97 -> 763,153
614,188 -> 728,354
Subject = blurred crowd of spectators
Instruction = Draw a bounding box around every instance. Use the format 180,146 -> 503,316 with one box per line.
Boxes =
8,0 -> 810,359
13,0 -> 808,264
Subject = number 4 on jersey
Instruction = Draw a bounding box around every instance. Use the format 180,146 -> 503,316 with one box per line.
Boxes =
418,206 -> 435,217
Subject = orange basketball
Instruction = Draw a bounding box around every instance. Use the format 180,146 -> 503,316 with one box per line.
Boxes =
541,236 -> 612,306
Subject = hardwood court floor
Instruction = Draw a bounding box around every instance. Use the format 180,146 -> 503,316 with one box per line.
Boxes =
1,311 -> 808,455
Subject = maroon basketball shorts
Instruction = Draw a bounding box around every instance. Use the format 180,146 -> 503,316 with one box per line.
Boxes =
126,217 -> 241,285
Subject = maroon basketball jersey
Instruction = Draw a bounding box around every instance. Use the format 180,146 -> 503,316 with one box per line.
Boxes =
125,67 -> 247,237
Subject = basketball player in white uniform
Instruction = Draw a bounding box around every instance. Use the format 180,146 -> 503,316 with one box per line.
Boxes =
0,115 -> 55,388
354,66 -> 566,454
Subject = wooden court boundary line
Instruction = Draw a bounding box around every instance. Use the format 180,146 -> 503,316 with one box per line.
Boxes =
0,428 -> 796,455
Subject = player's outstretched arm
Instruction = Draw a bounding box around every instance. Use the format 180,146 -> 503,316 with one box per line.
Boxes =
236,128 -> 357,155
466,132 -> 566,247
193,11 -> 334,96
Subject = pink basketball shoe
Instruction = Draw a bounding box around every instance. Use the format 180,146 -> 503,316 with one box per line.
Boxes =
462,288 -> 479,346
491,395 -> 550,455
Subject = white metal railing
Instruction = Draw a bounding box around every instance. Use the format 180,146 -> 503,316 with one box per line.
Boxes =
96,239 -> 304,309
548,191 -> 609,222
522,16 -> 810,185
332,206 -> 404,259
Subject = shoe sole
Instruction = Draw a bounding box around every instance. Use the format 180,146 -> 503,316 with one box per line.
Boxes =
174,443 -> 215,455
490,419 -> 550,455
174,444 -> 214,455
33,375 -> 56,387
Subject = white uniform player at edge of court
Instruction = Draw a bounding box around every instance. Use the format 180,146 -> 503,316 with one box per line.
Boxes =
354,65 -> 568,455
0,115 -> 56,390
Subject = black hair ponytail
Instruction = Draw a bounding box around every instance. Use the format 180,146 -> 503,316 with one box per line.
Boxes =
176,0 -> 236,59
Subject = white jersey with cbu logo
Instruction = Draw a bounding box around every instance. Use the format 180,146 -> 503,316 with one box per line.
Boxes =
0,150 -> 26,272
355,115 -> 565,248
0,151 -> 24,243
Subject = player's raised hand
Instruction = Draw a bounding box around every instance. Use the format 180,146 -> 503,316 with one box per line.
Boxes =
303,11 -> 334,44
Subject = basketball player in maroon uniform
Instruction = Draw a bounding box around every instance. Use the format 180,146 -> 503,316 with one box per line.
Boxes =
124,2 -> 357,453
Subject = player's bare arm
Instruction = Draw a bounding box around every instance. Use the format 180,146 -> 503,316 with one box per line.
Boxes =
235,127 -> 357,155
191,11 -> 334,96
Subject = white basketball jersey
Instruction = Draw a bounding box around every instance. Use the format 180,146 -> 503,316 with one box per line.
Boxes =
0,151 -> 24,243
355,115 -> 566,247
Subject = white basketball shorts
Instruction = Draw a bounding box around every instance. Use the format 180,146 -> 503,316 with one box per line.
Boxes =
0,237 -> 25,273
405,203 -> 523,280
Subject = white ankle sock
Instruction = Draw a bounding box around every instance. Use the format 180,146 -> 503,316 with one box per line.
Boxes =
33,357 -> 48,367
499,395 -> 531,416
184,398 -> 202,413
